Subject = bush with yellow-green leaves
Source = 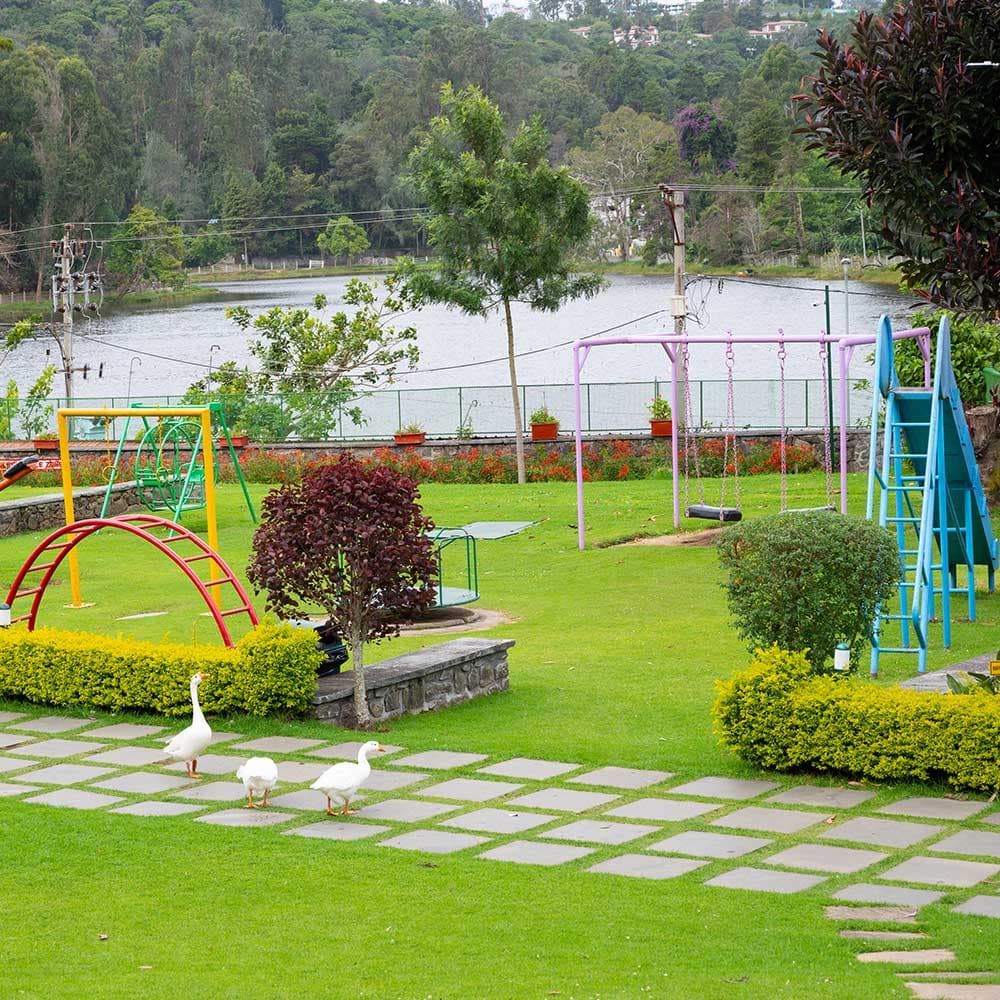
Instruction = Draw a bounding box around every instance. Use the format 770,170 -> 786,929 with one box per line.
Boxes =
713,646 -> 1000,793
0,622 -> 319,717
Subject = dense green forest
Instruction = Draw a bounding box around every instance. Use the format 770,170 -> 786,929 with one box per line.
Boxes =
0,0 -> 873,292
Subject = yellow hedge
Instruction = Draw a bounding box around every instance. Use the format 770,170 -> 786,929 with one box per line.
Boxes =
713,646 -> 1000,793
0,622 -> 320,717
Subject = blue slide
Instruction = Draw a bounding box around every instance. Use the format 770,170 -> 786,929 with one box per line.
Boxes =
866,315 -> 998,674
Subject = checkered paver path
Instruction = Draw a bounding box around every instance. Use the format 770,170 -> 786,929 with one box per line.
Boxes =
3,710 -> 1000,998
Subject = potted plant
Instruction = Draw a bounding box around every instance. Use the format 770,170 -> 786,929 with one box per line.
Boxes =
32,430 -> 60,451
393,422 -> 426,446
219,427 -> 250,449
529,406 -> 559,441
647,396 -> 673,437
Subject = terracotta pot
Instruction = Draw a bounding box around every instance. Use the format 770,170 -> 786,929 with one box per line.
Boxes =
32,438 -> 59,451
393,432 -> 426,446
531,422 -> 559,441
649,419 -> 673,437
220,434 -> 249,449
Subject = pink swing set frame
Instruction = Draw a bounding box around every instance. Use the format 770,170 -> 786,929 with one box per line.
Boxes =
570,325 -> 932,550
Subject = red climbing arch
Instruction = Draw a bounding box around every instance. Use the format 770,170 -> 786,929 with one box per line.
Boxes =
4,514 -> 259,647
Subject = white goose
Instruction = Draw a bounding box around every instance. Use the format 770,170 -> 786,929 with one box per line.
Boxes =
161,672 -> 212,778
311,740 -> 385,816
236,757 -> 279,809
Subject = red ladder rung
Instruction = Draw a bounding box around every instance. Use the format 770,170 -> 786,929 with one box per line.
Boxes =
201,577 -> 230,588
25,560 -> 61,573
11,614 -> 30,623
12,586 -> 44,599
218,606 -> 252,617
182,553 -> 215,564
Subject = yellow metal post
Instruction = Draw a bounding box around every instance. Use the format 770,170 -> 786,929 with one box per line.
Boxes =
57,410 -> 84,607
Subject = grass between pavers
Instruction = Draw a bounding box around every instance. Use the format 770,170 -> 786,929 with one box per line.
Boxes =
1,474 -> 999,997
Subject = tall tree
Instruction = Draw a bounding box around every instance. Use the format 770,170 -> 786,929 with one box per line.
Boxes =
403,84 -> 603,483
796,1 -> 1000,314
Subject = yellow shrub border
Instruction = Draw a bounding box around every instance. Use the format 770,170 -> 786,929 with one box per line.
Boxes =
713,646 -> 1000,793
0,622 -> 320,717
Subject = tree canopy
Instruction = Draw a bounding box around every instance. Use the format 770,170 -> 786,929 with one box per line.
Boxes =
796,1 -> 1000,315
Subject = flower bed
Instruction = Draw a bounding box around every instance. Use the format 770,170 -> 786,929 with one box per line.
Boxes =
17,438 -> 821,487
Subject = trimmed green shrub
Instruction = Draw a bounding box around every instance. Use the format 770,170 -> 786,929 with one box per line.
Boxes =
717,511 -> 901,672
714,646 -> 1000,793
0,622 -> 319,717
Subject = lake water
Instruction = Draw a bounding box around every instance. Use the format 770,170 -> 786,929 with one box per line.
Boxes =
3,272 -> 915,435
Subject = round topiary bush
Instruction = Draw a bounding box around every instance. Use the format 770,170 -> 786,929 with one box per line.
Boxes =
716,511 -> 900,672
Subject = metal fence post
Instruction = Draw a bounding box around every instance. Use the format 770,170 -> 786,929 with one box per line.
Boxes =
804,379 -> 810,427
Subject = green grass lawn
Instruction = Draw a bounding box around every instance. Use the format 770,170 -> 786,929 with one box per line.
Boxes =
0,473 -> 997,998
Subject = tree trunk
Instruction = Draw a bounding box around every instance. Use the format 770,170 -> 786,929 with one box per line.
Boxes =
504,297 -> 526,484
349,627 -> 373,729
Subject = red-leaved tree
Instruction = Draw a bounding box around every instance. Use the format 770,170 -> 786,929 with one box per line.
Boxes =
247,454 -> 438,728
795,1 -> 1000,315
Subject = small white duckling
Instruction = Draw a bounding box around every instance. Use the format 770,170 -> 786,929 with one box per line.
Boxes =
236,757 -> 279,809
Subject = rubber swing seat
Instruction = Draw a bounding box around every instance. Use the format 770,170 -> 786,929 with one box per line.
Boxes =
685,504 -> 742,522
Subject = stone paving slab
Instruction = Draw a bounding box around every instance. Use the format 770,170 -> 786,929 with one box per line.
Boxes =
284,822 -> 391,841
832,884 -> 944,907
8,738 -> 108,759
821,817 -> 944,848
10,715 -> 90,734
110,801 -> 206,817
0,733 -> 35,750
477,758 -> 581,780
765,785 -> 876,809
82,723 -> 166,740
930,831 -> 1000,858
949,894 -> 1000,919
207,732 -> 244,745
541,819 -> 659,845
649,831 -> 772,859
951,895 -> 1000,919
354,799 -> 457,823
605,798 -> 721,823
879,856 -> 1000,888
415,778 -> 524,802
567,766 -> 674,790
364,770 -> 429,792
878,797 -> 991,822
91,772 -> 194,795
379,829 -> 490,854
173,781 -> 247,802
24,788 -> 124,810
505,788 -> 619,814
0,712 -> 26,724
857,949 -> 956,965
15,763 -> 116,785
825,906 -> 919,924
0,782 -> 41,796
274,761 -> 329,783
164,754 -> 246,775
0,756 -> 37,773
440,808 -> 560,835
587,854 -> 709,880
711,806 -> 827,835
667,776 -> 780,800
231,736 -> 328,753
196,808 -> 296,828
269,790 -> 328,811
308,742 -> 404,760
903,983 -> 1000,1000
83,747 -> 171,766
390,750 -> 488,769
477,840 -> 596,867
764,843 -> 888,874
705,866 -> 827,894
840,930 -> 928,941
981,813 -> 1000,827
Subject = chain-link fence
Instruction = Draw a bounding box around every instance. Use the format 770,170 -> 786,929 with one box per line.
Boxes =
0,379 -> 871,443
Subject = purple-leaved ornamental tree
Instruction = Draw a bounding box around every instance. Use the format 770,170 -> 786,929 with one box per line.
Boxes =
247,455 -> 437,728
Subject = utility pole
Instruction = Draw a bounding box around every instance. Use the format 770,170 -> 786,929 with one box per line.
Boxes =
661,184 -> 687,419
50,223 -> 101,404
859,207 -> 868,265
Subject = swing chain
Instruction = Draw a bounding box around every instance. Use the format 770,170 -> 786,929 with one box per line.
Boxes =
682,343 -> 704,507
720,335 -> 739,518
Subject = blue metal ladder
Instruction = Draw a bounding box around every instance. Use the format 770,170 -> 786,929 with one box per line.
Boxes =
866,315 -> 998,675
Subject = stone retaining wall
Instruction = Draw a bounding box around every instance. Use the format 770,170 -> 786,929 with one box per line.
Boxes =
0,483 -> 140,537
312,637 -> 512,727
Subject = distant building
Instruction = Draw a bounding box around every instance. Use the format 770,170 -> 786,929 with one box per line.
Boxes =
759,19 -> 808,35
613,24 -> 660,48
